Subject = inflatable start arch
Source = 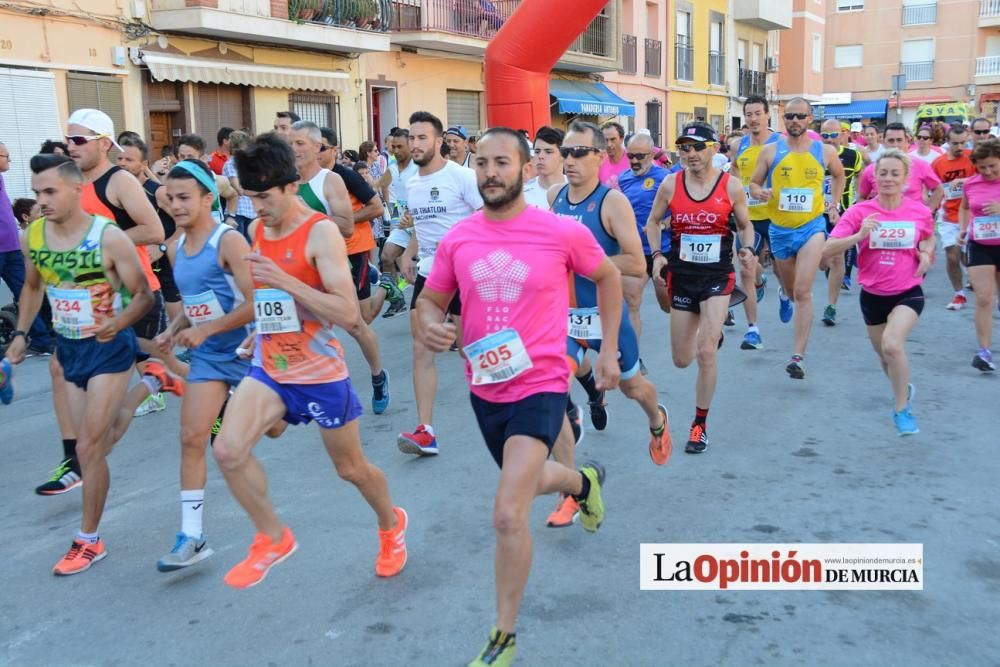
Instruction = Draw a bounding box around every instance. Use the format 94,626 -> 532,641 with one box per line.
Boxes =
484,0 -> 608,134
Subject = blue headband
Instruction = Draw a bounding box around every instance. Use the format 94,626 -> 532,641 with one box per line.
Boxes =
173,160 -> 220,210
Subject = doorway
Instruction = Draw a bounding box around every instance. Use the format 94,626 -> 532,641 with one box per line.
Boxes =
368,82 -> 398,149
149,112 -> 173,159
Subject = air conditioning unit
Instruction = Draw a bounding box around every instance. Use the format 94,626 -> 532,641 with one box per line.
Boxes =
766,56 -> 778,72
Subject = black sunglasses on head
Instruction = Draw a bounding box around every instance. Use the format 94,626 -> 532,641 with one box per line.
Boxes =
559,146 -> 602,159
784,113 -> 809,121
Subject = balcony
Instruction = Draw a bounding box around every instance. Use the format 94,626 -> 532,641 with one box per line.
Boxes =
644,38 -> 662,77
389,0 -> 619,73
149,0 -> 392,53
901,3 -> 936,25
976,55 -> 1000,84
621,34 -> 637,74
709,51 -> 725,86
675,42 -> 693,81
901,60 -> 934,82
738,68 -> 766,98
981,0 -> 1000,27
733,0 -> 792,31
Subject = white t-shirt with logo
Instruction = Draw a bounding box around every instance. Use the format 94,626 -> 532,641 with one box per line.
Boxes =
407,160 -> 483,275
523,176 -> 566,209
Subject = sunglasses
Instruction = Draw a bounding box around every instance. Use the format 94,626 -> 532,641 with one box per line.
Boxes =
677,141 -> 715,153
626,152 -> 650,160
974,129 -> 992,135
319,145 -> 332,153
65,134 -> 104,146
559,146 -> 602,159
917,135 -> 931,140
820,132 -> 840,139
784,113 -> 809,121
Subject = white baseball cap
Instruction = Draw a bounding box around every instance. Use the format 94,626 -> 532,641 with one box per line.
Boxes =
849,122 -> 863,133
67,108 -> 122,150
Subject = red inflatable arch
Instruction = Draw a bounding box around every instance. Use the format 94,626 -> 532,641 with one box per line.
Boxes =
484,0 -> 608,134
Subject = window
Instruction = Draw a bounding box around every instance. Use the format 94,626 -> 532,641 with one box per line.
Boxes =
290,92 -> 337,129
837,0 -> 864,11
66,73 -> 126,136
675,10 -> 693,81
901,38 -> 934,81
709,18 -> 724,85
812,33 -> 822,73
676,112 -> 694,135
0,68 -> 62,199
195,83 -> 248,137
737,39 -> 748,70
646,100 -> 661,146
447,89 -> 482,135
902,0 -> 936,26
752,43 -> 763,72
835,45 -> 864,68
710,115 -> 724,134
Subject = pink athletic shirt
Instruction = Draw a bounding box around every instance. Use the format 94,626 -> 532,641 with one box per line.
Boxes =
426,206 -> 606,403
963,173 -> 1000,246
831,197 -> 934,296
599,152 -> 630,190
858,158 -> 941,203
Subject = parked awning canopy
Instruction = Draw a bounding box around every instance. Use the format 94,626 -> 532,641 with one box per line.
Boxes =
549,79 -> 635,117
142,52 -> 349,93
817,99 -> 888,119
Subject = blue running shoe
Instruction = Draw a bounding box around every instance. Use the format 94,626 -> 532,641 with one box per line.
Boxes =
372,369 -> 391,415
740,330 -> 763,350
842,275 -> 852,291
893,408 -> 919,436
778,288 -> 793,324
755,274 -> 767,303
0,358 -> 13,405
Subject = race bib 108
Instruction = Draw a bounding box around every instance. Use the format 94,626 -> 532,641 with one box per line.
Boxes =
253,288 -> 301,334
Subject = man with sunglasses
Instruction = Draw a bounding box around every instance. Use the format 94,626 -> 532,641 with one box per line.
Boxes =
749,98 -> 845,379
971,118 -> 994,147
932,124 -> 976,310
729,95 -> 781,351
858,123 -> 943,209
910,125 -> 944,165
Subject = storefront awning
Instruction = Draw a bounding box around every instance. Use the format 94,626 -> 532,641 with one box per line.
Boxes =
817,99 -> 888,120
549,80 -> 635,117
142,52 -> 349,93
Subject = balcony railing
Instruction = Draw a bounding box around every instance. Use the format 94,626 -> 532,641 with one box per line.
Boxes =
621,34 -> 637,74
568,11 -> 610,57
738,68 -> 766,97
675,42 -> 693,81
288,0 -> 393,31
982,0 -> 1000,18
709,50 -> 725,85
977,55 -> 1000,77
901,3 -> 936,25
644,38 -> 662,77
901,60 -> 934,82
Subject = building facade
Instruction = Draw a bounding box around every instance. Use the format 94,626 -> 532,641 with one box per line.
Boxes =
728,0 -> 792,131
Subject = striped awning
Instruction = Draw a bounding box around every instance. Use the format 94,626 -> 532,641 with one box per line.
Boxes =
142,52 -> 349,93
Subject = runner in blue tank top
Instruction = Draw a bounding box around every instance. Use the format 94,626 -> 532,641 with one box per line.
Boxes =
154,160 -> 255,572
543,120 -> 674,528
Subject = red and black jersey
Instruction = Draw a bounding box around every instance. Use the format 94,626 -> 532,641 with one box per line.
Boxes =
667,170 -> 735,275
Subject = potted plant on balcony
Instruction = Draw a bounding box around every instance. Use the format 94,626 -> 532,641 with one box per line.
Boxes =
290,0 -> 323,22
342,0 -> 378,29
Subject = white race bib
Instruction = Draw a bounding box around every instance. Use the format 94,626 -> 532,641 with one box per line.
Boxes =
568,307 -> 602,340
745,186 -> 763,207
253,288 -> 300,334
679,233 -> 722,264
464,328 -> 532,385
974,215 -> 1000,241
182,290 -> 225,325
944,180 -> 964,201
779,188 -> 814,213
869,222 -> 916,250
47,286 -> 95,338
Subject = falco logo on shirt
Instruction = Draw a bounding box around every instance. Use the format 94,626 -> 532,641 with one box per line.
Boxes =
430,187 -> 440,202
469,249 -> 531,331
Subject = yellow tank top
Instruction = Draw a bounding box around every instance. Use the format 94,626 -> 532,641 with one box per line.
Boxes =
767,139 -> 827,229
735,133 -> 780,221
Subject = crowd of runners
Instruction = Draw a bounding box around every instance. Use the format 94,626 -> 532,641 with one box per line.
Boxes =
1,94 -> 998,666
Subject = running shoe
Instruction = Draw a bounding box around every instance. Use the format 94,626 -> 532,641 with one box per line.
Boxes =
822,305 -> 837,326
740,330 -> 763,350
786,355 -> 805,379
755,274 -> 767,303
0,358 -> 13,405
685,423 -> 708,454
648,404 -> 673,466
375,506 -> 408,577
717,331 -> 725,350
577,461 -> 606,533
53,538 -> 106,576
381,299 -> 408,318
379,273 -> 406,309
724,309 -> 735,327
35,458 -> 82,495
778,288 -> 794,323
157,533 -> 214,572
143,360 -> 185,397
588,391 -> 608,431
842,275 -> 852,291
372,369 -> 391,415
545,494 -> 580,528
893,408 -> 919,437
223,526 -> 297,589
134,392 -> 166,417
397,277 -> 409,293
567,403 -> 584,447
468,627 -> 516,667
945,294 -> 967,311
25,342 -> 53,357
397,425 -> 439,456
972,351 -> 996,372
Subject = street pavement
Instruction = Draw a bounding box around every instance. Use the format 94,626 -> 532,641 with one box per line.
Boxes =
1,264 -> 998,667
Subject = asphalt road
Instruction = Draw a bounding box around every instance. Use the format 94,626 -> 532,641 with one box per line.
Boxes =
1,265 -> 998,667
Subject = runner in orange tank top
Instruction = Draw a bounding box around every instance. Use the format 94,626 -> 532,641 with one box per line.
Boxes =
211,132 -> 409,589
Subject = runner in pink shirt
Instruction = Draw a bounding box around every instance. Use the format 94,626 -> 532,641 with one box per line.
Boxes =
417,127 -> 622,667
824,149 -> 935,437
597,121 -> 630,188
857,123 -> 944,210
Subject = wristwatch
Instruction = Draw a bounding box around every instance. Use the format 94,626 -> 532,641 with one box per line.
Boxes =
157,244 -> 168,253
11,330 -> 26,339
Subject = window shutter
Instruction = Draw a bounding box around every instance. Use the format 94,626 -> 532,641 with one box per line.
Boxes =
446,90 -> 482,135
0,68 -> 63,199
196,84 -> 247,136
66,73 -> 126,134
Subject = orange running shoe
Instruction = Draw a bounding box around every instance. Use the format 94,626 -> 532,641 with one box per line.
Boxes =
53,538 -> 107,576
375,507 -> 408,577
545,494 -> 580,528
143,360 -> 185,397
648,403 -> 673,466
223,526 -> 297,589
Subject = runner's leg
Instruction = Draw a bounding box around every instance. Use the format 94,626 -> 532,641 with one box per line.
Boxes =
622,274 -> 647,341
970,265 -> 997,349
790,233 -> 826,357
320,419 -> 397,529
